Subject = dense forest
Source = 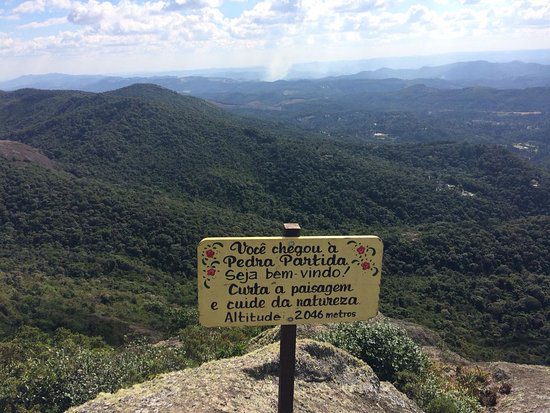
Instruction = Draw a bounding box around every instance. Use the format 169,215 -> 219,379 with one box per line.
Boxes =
0,84 -> 547,369
0,85 -> 550,362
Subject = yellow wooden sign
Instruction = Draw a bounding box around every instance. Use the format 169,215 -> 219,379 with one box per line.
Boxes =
197,236 -> 383,327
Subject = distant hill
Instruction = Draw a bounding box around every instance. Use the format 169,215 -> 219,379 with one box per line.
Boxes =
5,77 -> 547,169
345,60 -> 550,88
3,67 -> 549,120
3,60 -> 550,93
1,85 -> 547,222
0,84 -> 548,365
287,49 -> 550,78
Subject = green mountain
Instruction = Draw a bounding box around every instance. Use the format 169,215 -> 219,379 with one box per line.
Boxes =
3,73 -> 549,164
0,84 -> 548,365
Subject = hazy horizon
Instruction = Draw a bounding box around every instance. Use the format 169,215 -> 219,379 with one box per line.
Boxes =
3,47 -> 550,83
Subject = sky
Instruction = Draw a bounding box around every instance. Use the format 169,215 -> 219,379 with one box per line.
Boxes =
0,0 -> 549,80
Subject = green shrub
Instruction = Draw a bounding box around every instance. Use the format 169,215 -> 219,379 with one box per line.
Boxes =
319,321 -> 428,381
0,323 -> 263,412
399,369 -> 481,413
426,395 -> 461,413
168,307 -> 198,330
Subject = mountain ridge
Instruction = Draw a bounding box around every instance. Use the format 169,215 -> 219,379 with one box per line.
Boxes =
2,60 -> 550,94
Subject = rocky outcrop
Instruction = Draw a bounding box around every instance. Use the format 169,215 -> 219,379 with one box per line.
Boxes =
71,316 -> 550,413
70,339 -> 421,413
0,140 -> 56,170
482,362 -> 550,413
246,318 -> 550,413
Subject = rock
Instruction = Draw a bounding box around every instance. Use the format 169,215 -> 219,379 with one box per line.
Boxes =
420,345 -> 470,366
481,362 -> 550,413
387,318 -> 443,347
247,324 -> 331,352
70,339 -> 421,413
0,140 -> 56,170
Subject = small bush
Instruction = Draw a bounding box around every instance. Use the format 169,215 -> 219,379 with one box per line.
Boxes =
399,368 -> 481,413
426,394 -> 461,413
319,321 -> 428,381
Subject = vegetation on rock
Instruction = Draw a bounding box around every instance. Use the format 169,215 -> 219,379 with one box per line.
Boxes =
320,321 -> 481,413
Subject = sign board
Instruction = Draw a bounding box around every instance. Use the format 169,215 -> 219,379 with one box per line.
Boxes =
197,236 -> 383,327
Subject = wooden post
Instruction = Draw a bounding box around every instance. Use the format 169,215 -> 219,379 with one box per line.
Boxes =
278,223 -> 300,413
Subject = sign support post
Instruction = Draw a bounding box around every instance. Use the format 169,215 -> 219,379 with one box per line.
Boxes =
278,223 -> 300,413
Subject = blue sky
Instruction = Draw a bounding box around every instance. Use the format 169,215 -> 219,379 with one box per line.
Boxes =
0,0 -> 549,80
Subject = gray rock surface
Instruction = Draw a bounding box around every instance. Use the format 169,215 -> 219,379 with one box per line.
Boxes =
482,362 -> 550,413
70,339 -> 421,413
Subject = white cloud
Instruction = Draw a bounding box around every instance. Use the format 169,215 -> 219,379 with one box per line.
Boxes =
516,1 -> 550,26
331,0 -> 387,13
407,4 -> 431,23
0,32 -> 16,50
13,0 -> 47,14
163,0 -> 222,11
67,1 -> 170,35
51,0 -> 74,8
13,0 -> 73,14
238,0 -> 303,27
18,16 -> 68,29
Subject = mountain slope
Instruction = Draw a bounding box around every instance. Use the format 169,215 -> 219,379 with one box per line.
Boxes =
1,85 -> 547,224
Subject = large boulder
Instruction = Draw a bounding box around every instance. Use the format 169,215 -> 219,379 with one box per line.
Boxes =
70,339 -> 421,413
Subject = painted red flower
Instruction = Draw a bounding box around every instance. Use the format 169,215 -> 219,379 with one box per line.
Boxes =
356,246 -> 366,254
206,268 -> 216,276
361,261 -> 370,270
205,249 -> 215,258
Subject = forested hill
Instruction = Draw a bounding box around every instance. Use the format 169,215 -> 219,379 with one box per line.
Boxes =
1,85 -> 547,222
0,84 -> 548,365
